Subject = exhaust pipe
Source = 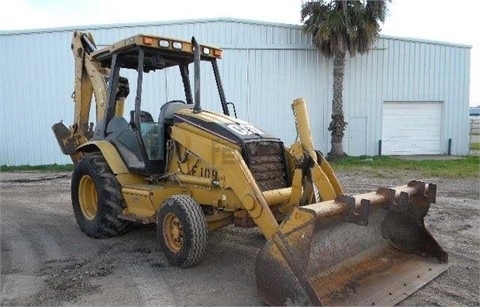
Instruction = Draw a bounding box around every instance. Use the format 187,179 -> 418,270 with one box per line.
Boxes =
192,37 -> 202,113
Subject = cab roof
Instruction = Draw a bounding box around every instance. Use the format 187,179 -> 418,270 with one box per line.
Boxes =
91,34 -> 222,71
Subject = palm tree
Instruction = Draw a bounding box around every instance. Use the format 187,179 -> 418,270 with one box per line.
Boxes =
301,0 -> 389,159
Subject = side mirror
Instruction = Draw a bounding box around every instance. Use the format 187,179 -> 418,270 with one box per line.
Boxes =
226,102 -> 237,118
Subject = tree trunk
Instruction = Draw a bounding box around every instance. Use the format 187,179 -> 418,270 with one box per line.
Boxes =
327,51 -> 347,159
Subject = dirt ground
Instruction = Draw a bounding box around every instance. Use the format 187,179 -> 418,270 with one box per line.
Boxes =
1,170 -> 479,306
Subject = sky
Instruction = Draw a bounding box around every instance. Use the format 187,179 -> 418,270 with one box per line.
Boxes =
0,0 -> 478,106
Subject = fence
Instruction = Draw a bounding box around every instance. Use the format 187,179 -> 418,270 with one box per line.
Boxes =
471,118 -> 480,135
470,119 -> 480,153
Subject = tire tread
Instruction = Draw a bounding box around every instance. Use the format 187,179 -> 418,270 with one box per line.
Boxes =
72,152 -> 132,238
157,195 -> 207,268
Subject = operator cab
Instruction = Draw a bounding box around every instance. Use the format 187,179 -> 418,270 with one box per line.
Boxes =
90,34 -> 228,175
133,100 -> 189,162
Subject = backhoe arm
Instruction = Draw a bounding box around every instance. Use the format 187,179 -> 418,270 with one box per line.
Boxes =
72,31 -> 109,138
52,31 -> 127,164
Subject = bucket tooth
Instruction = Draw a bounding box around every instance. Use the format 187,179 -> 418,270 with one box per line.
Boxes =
407,181 -> 437,204
337,195 -> 370,226
408,180 -> 426,194
427,183 -> 437,203
396,191 -> 410,213
377,187 -> 396,209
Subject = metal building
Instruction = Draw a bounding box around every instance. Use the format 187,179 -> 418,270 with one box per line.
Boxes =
0,18 -> 471,166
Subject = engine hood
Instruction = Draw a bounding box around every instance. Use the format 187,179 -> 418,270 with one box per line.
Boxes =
173,109 -> 280,145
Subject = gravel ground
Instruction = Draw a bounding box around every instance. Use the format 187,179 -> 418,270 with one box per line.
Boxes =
1,170 -> 479,306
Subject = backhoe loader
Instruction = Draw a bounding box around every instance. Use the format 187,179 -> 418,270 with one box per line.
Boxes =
53,31 -> 448,305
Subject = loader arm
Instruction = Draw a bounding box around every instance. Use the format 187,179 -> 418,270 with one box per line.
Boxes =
170,124 -> 280,239
256,101 -> 448,306
288,98 -> 343,203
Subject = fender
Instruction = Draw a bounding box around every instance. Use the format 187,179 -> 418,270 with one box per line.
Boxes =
77,140 -> 129,174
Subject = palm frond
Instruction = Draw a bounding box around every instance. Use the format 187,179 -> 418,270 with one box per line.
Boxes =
301,0 -> 390,57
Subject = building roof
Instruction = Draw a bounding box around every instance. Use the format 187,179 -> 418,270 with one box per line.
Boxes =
0,17 -> 471,49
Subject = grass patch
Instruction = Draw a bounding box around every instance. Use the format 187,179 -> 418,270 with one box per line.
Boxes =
330,155 -> 479,178
0,164 -> 74,172
1,156 -> 479,179
470,143 -> 480,150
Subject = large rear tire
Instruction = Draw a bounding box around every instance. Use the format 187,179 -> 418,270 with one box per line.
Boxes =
71,152 -> 132,238
156,195 -> 207,267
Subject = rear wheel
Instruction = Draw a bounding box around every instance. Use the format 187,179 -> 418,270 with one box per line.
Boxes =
157,195 -> 207,267
71,152 -> 132,238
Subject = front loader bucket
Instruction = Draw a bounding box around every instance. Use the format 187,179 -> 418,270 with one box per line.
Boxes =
256,181 -> 448,306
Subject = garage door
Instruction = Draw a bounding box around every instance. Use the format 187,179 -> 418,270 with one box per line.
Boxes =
382,102 -> 443,155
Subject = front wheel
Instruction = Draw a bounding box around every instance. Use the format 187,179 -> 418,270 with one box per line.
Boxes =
71,152 -> 132,238
156,195 -> 207,267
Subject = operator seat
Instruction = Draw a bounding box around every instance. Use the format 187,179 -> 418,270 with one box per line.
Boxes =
105,116 -> 144,169
106,110 -> 156,172
158,100 -> 190,159
140,111 -> 154,123
158,100 -> 188,124
129,110 -> 154,126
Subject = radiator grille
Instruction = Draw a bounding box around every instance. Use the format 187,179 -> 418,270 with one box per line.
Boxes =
243,141 -> 288,191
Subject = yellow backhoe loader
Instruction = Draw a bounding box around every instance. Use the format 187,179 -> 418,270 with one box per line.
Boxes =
53,31 -> 447,305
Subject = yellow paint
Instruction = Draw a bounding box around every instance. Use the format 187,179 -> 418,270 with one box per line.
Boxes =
171,124 -> 279,239
317,154 -> 344,196
291,98 -> 343,201
205,212 -> 234,231
263,188 -> 292,206
278,207 -> 317,235
122,193 -> 156,217
79,140 -> 129,174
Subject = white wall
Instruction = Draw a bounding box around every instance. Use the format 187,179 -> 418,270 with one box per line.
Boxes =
0,18 -> 471,165
380,37 -> 471,155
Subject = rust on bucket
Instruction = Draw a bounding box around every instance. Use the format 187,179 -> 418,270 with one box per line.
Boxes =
256,181 -> 448,306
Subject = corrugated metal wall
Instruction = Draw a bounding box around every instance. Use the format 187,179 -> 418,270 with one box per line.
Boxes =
379,37 -> 471,155
0,18 -> 470,165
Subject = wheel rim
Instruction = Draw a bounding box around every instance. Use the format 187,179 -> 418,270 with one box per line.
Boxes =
163,213 -> 184,253
78,175 -> 98,220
